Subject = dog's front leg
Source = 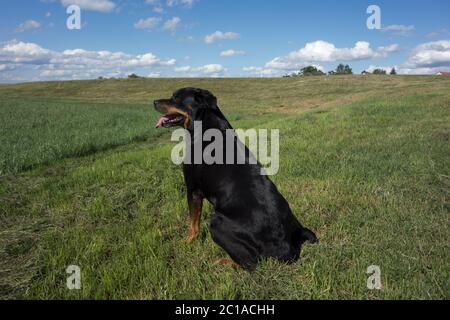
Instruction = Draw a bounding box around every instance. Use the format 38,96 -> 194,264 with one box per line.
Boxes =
186,191 -> 203,244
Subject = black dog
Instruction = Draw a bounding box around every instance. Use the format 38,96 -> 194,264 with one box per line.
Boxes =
154,88 -> 317,270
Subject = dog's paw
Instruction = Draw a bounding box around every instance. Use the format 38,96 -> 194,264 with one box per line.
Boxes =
303,228 -> 319,244
185,231 -> 198,244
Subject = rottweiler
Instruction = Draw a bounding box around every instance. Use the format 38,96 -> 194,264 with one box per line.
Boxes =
154,87 -> 317,270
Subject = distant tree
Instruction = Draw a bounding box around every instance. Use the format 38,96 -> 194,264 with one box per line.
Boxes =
332,63 -> 353,75
284,66 -> 326,77
336,64 -> 345,74
344,64 -> 353,74
98,76 -> 104,80
299,65 -> 325,76
373,68 -> 387,75
128,73 -> 140,79
390,67 -> 397,75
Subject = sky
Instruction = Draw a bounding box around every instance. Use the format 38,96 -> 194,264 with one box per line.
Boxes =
1,0 -> 450,82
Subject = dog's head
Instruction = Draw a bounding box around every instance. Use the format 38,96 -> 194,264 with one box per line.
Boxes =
154,87 -> 230,131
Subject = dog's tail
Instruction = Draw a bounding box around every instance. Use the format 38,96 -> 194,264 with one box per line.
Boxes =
293,226 -> 318,247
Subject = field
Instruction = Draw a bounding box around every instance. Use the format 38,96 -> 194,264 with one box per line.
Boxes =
0,76 -> 449,299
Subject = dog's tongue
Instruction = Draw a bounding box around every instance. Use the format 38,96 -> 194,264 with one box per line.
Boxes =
155,116 -> 169,128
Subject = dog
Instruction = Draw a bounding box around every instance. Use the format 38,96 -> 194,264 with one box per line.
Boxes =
154,87 -> 317,271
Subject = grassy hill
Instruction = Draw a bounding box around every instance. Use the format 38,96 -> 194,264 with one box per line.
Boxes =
0,76 -> 449,299
1,76 -> 448,174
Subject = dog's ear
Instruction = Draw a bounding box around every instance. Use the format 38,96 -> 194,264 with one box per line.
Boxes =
191,89 -> 231,130
195,89 -> 218,110
193,107 -> 231,131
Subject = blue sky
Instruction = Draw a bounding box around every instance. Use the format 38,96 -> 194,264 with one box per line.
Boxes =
1,0 -> 450,81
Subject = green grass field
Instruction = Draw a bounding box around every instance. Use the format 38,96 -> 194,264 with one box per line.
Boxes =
0,76 -> 449,299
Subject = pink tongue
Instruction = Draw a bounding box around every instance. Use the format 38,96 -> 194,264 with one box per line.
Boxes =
155,116 -> 169,128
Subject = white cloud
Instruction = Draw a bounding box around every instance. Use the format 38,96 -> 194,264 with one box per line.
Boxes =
243,64 -> 325,77
61,0 -> 116,12
407,40 -> 450,68
259,41 -> 399,73
0,40 -> 176,81
264,57 -> 308,71
147,72 -> 161,78
167,0 -> 196,7
396,67 -> 438,75
174,64 -> 226,77
241,40 -> 399,76
40,69 -> 73,77
200,64 -> 225,74
177,35 -> 194,43
174,66 -> 191,72
377,44 -> 400,57
365,41 -> 450,75
134,17 -> 161,30
153,6 -> 164,13
426,28 -> 450,38
205,31 -> 239,44
398,40 -> 450,74
162,17 -> 181,32
134,16 -> 180,33
15,20 -> 41,33
220,49 -> 246,57
242,66 -> 280,77
286,41 -> 398,62
381,24 -> 415,36
0,40 -> 51,63
0,64 -> 17,71
145,0 -> 164,13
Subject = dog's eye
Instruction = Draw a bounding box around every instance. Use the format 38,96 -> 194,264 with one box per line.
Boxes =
184,97 -> 195,105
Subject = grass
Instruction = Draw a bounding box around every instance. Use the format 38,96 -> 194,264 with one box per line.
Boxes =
1,75 -> 448,175
0,99 -> 163,175
0,76 -> 449,299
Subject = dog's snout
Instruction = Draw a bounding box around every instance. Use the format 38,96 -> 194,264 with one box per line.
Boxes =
154,100 -> 165,112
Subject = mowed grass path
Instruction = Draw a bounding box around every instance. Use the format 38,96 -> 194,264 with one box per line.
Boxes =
0,76 -> 449,299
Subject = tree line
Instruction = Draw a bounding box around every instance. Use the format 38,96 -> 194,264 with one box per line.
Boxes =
284,64 -> 397,77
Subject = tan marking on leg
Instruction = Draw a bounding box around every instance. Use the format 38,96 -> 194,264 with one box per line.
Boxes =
186,195 -> 203,244
213,258 -> 241,269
